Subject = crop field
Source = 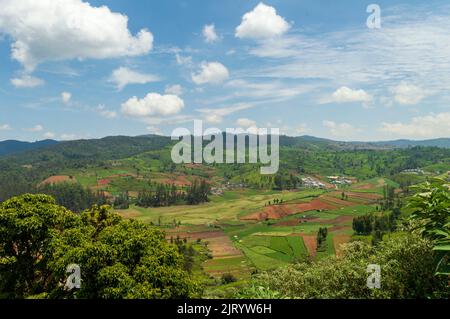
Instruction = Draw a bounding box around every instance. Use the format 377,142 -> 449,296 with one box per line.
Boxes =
115,178 -> 382,279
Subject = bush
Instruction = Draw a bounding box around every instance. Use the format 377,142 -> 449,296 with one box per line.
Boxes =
239,233 -> 448,299
221,273 -> 237,285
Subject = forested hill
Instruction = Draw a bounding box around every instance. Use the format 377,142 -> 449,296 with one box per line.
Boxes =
1,134 -> 449,159
0,139 -> 58,156
0,135 -> 173,166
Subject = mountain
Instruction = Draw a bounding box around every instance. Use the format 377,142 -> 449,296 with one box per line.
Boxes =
370,138 -> 450,148
289,136 -> 450,149
0,139 -> 59,156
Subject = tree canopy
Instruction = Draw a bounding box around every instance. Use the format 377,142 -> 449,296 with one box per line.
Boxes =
0,194 -> 201,299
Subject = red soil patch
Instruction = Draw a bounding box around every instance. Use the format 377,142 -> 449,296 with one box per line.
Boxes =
333,234 -> 351,257
153,174 -> 194,187
241,199 -> 337,221
98,179 -> 111,186
320,195 -> 356,207
300,234 -> 317,258
345,192 -> 381,200
39,175 -> 76,186
355,184 -> 375,190
166,230 -> 242,258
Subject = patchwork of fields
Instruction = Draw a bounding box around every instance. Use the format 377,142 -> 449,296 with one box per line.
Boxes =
113,177 -> 387,279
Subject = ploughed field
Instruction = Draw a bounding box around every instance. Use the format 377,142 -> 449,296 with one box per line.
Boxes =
116,179 -> 386,279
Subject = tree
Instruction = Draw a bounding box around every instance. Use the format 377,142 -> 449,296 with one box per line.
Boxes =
239,233 -> 448,299
0,194 -> 80,298
0,194 -> 201,299
408,178 -> 450,276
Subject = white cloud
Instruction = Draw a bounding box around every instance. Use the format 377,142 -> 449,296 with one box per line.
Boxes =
236,118 -> 256,128
203,24 -> 219,43
121,93 -> 184,117
61,92 -> 72,104
26,125 -> 44,132
192,61 -> 229,85
165,84 -> 183,96
204,114 -> 223,124
391,82 -> 426,105
330,87 -> 372,104
10,75 -> 44,88
380,112 -> 450,138
235,2 -> 290,39
0,0 -> 153,71
97,105 -> 117,119
175,53 -> 192,66
109,67 -> 159,91
43,132 -> 56,139
197,103 -> 254,124
146,126 -> 162,135
295,123 -> 309,135
60,133 -> 78,141
0,124 -> 12,131
323,120 -> 361,138
246,9 -> 450,100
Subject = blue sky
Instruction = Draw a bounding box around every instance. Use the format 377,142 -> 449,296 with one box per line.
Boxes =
0,0 -> 450,142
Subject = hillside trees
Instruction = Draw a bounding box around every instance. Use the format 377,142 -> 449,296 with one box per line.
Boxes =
238,233 -> 448,299
0,194 -> 200,299
408,178 -> 450,276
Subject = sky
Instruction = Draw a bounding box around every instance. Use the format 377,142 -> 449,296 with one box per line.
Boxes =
0,0 -> 450,142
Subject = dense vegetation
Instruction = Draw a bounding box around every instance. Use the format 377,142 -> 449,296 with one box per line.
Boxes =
0,195 -> 200,299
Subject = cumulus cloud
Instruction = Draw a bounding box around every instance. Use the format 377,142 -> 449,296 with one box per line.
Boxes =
121,93 -> 184,117
192,61 -> 229,85
26,125 -> 44,132
0,0 -> 153,71
323,120 -> 361,138
203,24 -> 219,43
236,118 -> 257,128
61,92 -> 72,104
0,124 -> 12,131
327,86 -> 372,104
109,67 -> 159,91
97,105 -> 117,119
235,2 -> 290,39
10,75 -> 44,88
60,133 -> 78,141
380,112 -> 450,138
391,82 -> 426,105
43,132 -> 56,139
165,84 -> 183,96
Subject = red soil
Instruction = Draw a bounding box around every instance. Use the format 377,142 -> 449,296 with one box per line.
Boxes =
320,195 -> 356,207
98,179 -> 111,186
301,234 -> 317,257
38,175 -> 76,186
241,199 -> 337,221
333,234 -> 351,257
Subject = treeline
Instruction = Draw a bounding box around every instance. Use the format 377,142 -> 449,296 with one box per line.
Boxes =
273,173 -> 300,190
37,182 -> 110,213
137,180 -> 210,208
316,227 -> 328,252
352,207 -> 401,238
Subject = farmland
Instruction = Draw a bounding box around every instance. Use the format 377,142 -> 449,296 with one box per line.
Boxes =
113,176 -> 383,287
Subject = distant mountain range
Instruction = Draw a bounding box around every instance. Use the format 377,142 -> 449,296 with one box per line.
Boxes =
0,139 -> 59,156
0,135 -> 449,157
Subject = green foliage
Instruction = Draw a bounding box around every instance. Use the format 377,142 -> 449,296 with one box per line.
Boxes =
38,182 -> 109,212
408,178 -> 450,275
0,194 -> 201,299
352,212 -> 396,235
239,233 -> 448,299
316,227 -> 328,251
